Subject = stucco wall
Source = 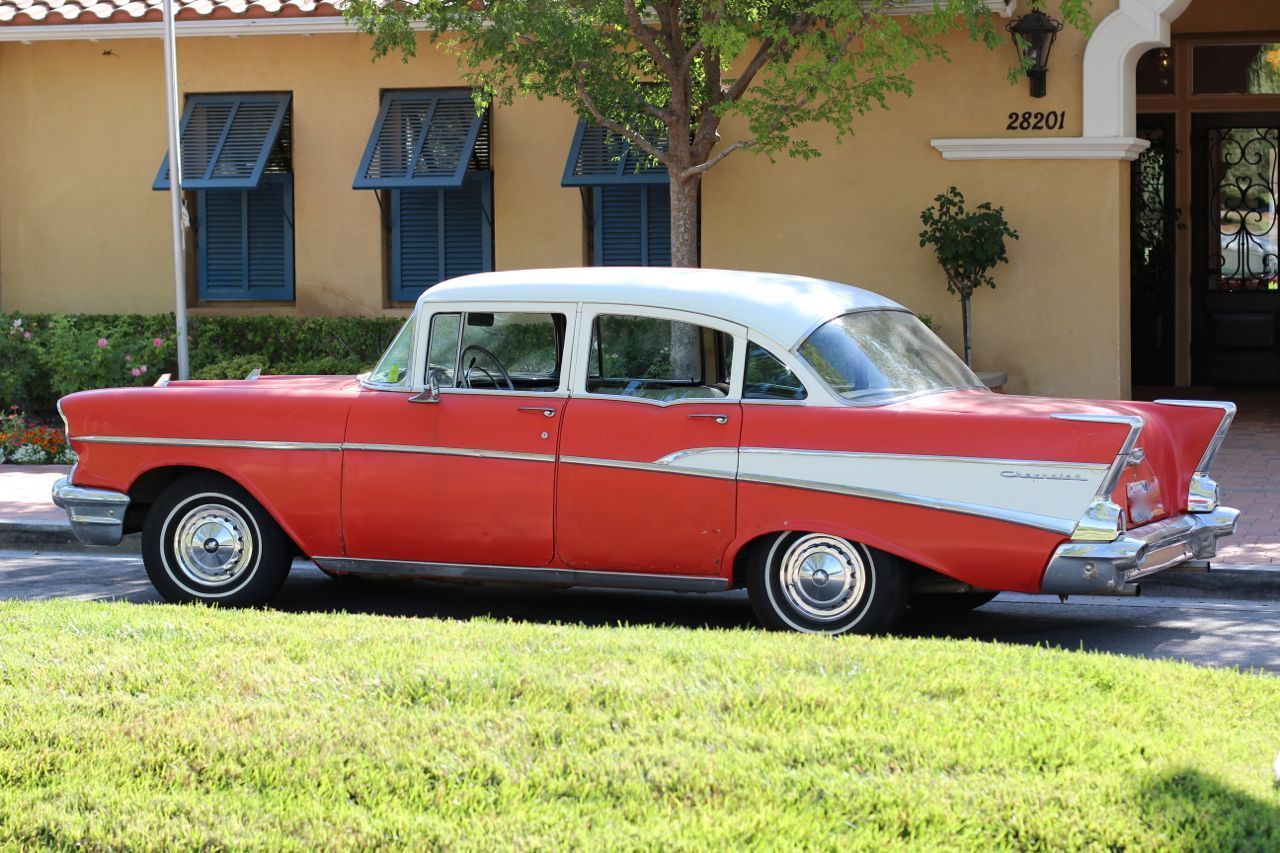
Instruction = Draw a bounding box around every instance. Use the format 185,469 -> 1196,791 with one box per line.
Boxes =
0,10 -> 1130,398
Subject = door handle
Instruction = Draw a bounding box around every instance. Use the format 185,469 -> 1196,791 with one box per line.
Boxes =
688,413 -> 729,425
517,407 -> 557,418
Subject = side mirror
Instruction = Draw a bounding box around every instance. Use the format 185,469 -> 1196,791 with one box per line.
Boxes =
409,372 -> 441,404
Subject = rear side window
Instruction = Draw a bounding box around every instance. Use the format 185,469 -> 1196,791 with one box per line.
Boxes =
586,314 -> 731,402
744,342 -> 807,400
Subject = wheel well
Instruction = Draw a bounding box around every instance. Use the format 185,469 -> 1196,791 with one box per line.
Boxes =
729,529 -> 941,591
123,467 -> 304,558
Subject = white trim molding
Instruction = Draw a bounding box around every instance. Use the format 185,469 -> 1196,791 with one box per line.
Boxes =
1082,0 -> 1193,139
930,0 -> 1191,161
931,136 -> 1152,160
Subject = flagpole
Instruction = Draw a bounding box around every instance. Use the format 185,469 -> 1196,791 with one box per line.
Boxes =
161,0 -> 190,380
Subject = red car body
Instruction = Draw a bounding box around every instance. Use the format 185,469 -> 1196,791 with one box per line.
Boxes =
53,269 -> 1239,632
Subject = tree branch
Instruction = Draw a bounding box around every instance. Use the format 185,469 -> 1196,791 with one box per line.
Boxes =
575,68 -> 667,164
623,0 -> 676,77
719,11 -> 817,106
681,138 -> 755,177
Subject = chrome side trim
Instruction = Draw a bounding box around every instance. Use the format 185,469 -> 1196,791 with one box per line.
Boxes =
738,446 -> 1110,472
311,557 -> 730,593
1050,413 -> 1144,542
73,435 -> 553,463
344,443 -> 555,464
653,446 -> 739,465
75,435 -> 343,452
738,471 -> 1075,535
1153,399 -> 1237,473
558,455 -> 738,481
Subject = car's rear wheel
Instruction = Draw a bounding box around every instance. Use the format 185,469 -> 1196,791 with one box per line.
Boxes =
747,532 -> 909,635
908,591 -> 999,615
142,474 -> 292,606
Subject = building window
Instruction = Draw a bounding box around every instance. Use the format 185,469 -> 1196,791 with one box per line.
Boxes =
354,90 -> 493,302
562,120 -> 682,267
153,92 -> 294,302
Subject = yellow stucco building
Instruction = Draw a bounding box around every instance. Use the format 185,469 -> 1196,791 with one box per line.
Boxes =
2,0 -> 1279,398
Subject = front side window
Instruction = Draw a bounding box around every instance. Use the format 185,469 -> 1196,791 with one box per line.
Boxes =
799,311 -> 980,403
586,314 -> 731,401
426,311 -> 564,393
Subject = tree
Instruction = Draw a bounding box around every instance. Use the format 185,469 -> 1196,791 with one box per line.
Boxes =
917,186 -> 1018,368
345,0 -> 1092,270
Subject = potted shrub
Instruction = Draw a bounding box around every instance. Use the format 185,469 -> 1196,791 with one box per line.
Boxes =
918,187 -> 1019,368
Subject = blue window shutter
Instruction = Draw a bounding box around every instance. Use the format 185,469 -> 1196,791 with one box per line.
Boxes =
197,175 -> 294,301
644,184 -> 672,266
392,173 -> 492,301
594,185 -> 670,267
154,93 -> 290,191
563,120 -> 669,186
354,90 -> 484,189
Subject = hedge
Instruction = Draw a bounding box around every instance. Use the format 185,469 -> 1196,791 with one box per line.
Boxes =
1,313 -> 404,416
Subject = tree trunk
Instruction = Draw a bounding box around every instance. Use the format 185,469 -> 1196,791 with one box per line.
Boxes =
668,172 -> 702,380
669,172 -> 700,268
961,293 -> 973,368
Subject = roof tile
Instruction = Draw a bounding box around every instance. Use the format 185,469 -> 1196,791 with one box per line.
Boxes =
0,0 -> 344,26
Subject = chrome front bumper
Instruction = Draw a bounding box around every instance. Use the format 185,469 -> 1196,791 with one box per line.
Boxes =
51,476 -> 131,547
1041,507 -> 1239,596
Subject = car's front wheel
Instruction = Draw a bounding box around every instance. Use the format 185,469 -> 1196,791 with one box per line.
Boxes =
142,474 -> 293,606
746,532 -> 909,635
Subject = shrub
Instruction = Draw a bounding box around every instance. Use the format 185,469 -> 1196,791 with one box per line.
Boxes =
0,409 -> 70,465
0,312 -> 405,416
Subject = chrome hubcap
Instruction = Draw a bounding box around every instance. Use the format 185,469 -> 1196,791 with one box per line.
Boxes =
778,534 -> 866,622
173,503 -> 254,586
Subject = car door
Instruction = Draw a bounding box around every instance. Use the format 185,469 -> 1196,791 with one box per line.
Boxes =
342,306 -> 572,567
555,305 -> 745,576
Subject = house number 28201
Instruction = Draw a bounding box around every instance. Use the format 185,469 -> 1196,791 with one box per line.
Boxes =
1006,111 -> 1067,131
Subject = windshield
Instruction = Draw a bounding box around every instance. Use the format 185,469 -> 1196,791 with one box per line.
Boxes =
798,310 -> 981,403
368,317 -> 415,388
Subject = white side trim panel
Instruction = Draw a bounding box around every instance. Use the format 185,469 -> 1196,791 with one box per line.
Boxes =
732,448 -> 1107,531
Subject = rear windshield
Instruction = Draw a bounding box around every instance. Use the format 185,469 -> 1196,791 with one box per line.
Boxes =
798,310 -> 981,403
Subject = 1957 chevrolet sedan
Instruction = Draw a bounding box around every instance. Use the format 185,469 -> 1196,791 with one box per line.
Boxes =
53,268 -> 1239,635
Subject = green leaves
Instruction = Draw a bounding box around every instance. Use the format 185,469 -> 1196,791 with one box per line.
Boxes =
342,1 -> 1088,172
918,186 -> 1019,300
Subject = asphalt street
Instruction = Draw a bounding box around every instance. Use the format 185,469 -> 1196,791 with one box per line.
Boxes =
1,547 -> 1278,673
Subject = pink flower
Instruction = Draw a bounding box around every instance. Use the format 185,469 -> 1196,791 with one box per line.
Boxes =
153,338 -> 164,347
96,338 -> 108,348
140,365 -> 148,374
124,354 -> 133,363
22,331 -> 31,340
130,368 -> 141,377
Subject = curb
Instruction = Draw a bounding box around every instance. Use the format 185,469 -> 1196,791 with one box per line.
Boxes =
0,520 -> 1277,600
0,520 -> 142,554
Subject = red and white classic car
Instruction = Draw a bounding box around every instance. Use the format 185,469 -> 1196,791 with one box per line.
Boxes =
53,268 -> 1239,634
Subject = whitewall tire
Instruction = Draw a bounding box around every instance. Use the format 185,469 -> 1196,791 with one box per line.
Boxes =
747,532 -> 909,635
142,474 -> 293,606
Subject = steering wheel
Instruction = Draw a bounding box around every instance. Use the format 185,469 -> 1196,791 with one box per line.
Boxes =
459,344 -> 515,391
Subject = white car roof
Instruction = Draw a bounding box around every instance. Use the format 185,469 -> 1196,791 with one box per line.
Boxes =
418,267 -> 905,349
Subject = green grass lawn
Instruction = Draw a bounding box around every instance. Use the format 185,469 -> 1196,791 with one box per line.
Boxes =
0,600 -> 1277,850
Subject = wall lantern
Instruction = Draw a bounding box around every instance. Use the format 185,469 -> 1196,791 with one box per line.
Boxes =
1007,9 -> 1064,98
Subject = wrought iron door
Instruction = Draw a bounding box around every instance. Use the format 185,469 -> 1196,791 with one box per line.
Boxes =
1192,114 -> 1280,384
1131,115 -> 1177,386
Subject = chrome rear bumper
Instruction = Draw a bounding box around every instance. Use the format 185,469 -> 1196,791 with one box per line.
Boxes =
1040,507 -> 1239,596
51,476 -> 130,547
